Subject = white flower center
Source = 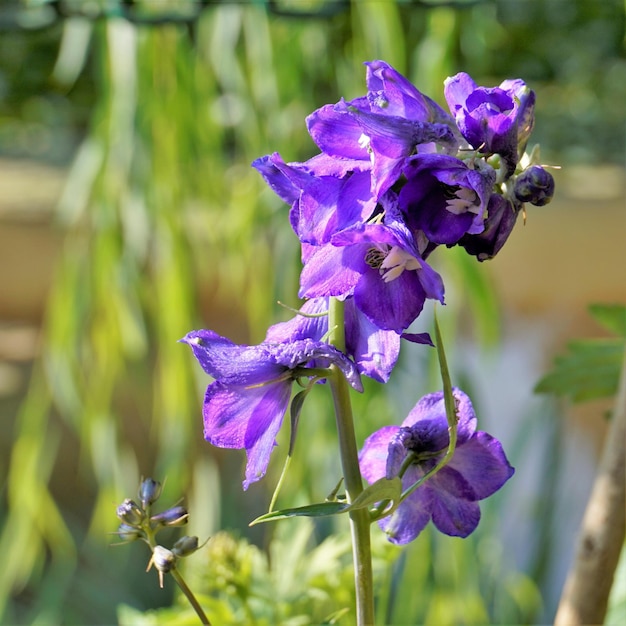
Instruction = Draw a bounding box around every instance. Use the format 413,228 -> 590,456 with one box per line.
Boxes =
444,186 -> 480,215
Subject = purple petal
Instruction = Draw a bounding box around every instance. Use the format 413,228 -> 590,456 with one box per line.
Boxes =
354,267 -> 426,332
299,243 -> 363,299
358,425 -> 399,484
306,101 -> 371,160
430,487 -> 481,538
401,331 -> 434,347
447,432 -> 515,500
252,153 -> 300,205
180,330 -> 283,385
402,389 -> 477,445
380,467 -> 434,544
265,298 -> 328,343
345,299 -> 401,383
202,380 -> 292,489
443,72 -> 477,116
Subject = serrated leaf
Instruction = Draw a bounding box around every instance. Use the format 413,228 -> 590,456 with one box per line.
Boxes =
588,303 -> 626,337
534,338 -> 625,402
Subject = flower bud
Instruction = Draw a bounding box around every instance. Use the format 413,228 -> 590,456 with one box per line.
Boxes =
116,499 -> 145,526
151,545 -> 177,573
116,522 -> 144,543
513,165 -> 555,206
150,505 -> 189,528
172,535 -> 199,558
149,545 -> 177,588
138,478 -> 162,509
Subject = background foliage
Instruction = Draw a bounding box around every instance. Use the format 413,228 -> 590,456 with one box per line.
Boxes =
0,0 -> 624,624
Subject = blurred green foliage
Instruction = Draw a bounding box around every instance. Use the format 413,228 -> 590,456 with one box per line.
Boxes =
0,0 -> 624,624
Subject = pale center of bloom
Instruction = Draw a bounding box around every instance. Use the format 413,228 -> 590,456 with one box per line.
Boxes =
358,133 -> 373,159
365,245 -> 420,283
442,184 -> 480,215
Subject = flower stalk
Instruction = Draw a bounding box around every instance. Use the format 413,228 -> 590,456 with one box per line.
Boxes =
328,297 -> 375,626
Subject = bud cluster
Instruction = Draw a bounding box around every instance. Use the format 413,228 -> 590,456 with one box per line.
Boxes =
115,478 -> 203,588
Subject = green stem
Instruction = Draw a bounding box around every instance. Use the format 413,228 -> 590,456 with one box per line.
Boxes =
328,298 -> 375,626
171,568 -> 212,626
144,528 -> 211,625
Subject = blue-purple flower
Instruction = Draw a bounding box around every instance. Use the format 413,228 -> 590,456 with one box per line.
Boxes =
181,329 -> 362,489
359,389 -> 514,544
299,195 -> 445,333
399,154 -> 496,246
444,72 -> 535,175
307,60 -> 460,199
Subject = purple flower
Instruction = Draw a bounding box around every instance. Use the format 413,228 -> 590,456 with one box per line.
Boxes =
299,195 -> 445,333
359,388 -> 514,544
444,72 -> 535,176
306,61 -> 460,199
399,154 -> 496,246
181,329 -> 362,489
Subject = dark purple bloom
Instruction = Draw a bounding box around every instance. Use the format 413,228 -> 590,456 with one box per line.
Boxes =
359,388 -> 514,544
513,165 -> 555,206
181,329 -> 362,489
444,72 -> 535,176
299,196 -> 445,333
399,154 -> 495,246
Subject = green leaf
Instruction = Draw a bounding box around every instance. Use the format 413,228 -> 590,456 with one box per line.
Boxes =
534,338 -> 625,402
250,478 -> 402,525
343,477 -> 402,514
588,303 -> 626,337
249,502 -> 349,525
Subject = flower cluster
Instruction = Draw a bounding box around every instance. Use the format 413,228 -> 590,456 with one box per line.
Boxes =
182,62 -> 534,540
115,478 -> 202,588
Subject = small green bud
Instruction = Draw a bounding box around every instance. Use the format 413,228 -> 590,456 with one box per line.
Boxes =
138,478 -> 162,509
116,499 -> 145,526
172,535 -> 199,557
150,505 -> 189,528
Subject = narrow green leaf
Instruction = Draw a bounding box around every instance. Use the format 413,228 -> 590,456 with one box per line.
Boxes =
250,502 -> 348,525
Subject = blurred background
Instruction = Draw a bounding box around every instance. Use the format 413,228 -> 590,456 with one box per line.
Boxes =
0,0 -> 624,624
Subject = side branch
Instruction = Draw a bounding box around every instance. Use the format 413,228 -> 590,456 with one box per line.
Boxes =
554,343 -> 626,625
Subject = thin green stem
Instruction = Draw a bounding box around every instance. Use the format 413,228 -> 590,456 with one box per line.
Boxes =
143,527 -> 211,625
328,297 -> 375,626
171,568 -> 212,626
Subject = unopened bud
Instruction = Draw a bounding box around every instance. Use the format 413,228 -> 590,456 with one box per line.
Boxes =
150,505 -> 189,528
172,535 -> 199,557
514,165 -> 555,206
116,522 -> 144,543
138,478 -> 162,509
116,499 -> 145,526
148,545 -> 177,588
